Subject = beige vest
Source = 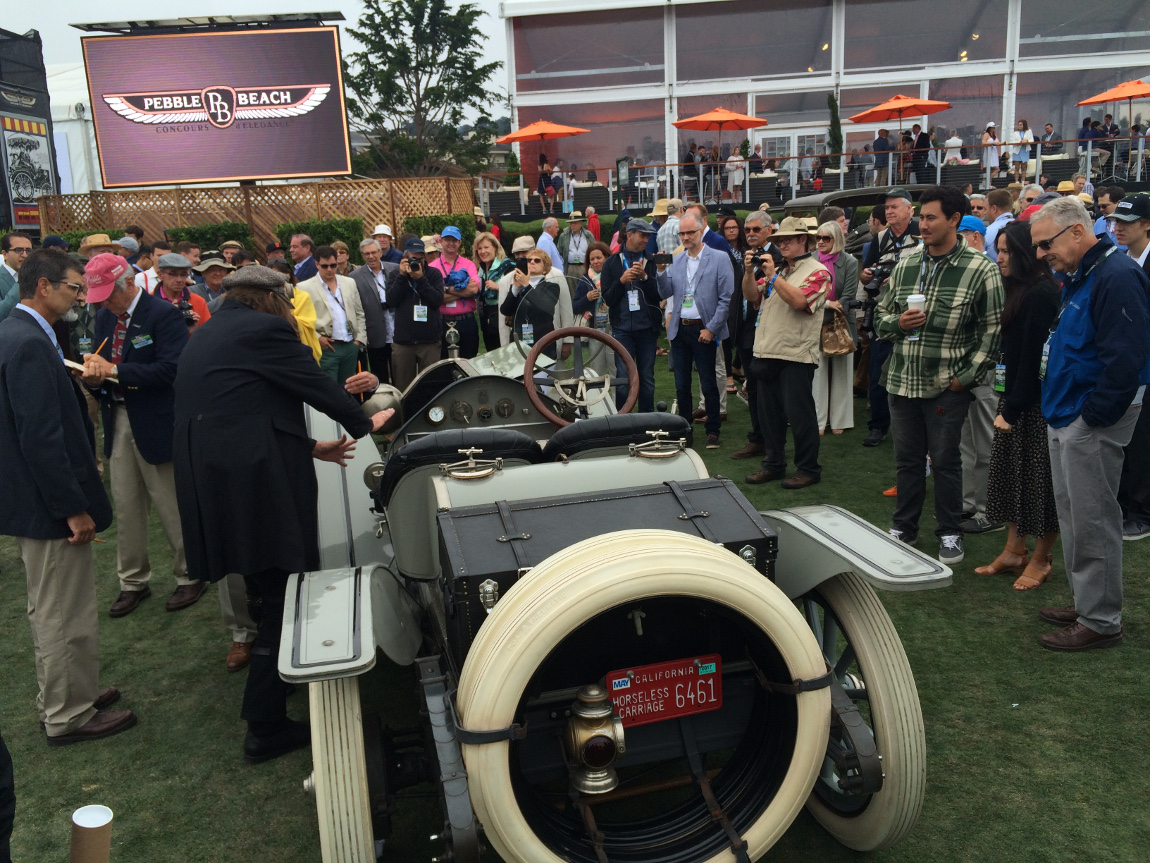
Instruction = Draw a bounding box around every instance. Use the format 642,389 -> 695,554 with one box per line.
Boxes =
752,255 -> 829,365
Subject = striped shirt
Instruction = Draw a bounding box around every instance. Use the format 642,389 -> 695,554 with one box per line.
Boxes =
875,238 -> 1004,399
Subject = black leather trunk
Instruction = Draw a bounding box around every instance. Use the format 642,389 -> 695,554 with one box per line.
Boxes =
437,478 -> 778,662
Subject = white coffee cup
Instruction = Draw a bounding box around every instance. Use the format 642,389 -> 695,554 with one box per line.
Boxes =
906,293 -> 926,341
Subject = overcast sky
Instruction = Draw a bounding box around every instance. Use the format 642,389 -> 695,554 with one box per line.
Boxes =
8,0 -> 509,106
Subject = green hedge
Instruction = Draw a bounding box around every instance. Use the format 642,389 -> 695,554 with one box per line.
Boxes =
275,218 -> 365,266
166,221 -> 252,252
58,228 -> 122,251
401,214 -> 475,256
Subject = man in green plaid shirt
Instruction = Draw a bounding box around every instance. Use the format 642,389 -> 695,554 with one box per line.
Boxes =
875,185 -> 1004,564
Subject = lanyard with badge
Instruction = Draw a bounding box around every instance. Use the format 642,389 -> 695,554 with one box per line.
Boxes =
683,254 -> 699,311
329,285 -> 355,339
410,271 -> 428,322
623,253 -> 643,312
569,232 -> 586,264
1039,246 -> 1116,380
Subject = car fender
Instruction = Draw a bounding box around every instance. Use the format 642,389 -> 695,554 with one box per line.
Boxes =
760,505 -> 951,599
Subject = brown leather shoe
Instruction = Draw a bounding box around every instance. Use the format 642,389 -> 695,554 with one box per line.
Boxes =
745,468 -> 784,485
226,641 -> 253,673
730,441 -> 765,460
46,709 -> 137,746
166,581 -> 208,612
1040,622 -> 1123,652
109,587 -> 151,618
692,408 -> 706,420
1038,605 -> 1079,625
95,686 -> 120,710
781,472 -> 821,490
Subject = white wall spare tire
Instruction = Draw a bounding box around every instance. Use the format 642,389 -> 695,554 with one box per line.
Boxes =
456,529 -> 832,863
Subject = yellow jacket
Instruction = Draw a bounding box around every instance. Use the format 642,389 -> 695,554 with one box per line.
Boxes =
290,287 -> 323,362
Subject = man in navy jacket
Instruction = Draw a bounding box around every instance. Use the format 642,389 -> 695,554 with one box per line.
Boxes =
80,254 -> 202,618
0,249 -> 135,745
1032,197 -> 1150,651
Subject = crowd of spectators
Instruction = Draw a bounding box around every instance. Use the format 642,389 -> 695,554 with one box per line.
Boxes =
0,163 -> 1146,835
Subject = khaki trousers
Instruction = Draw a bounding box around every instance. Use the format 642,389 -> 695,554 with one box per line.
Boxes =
109,406 -> 190,592
83,389 -> 103,477
391,342 -> 441,391
219,573 -> 257,643
17,536 -> 99,736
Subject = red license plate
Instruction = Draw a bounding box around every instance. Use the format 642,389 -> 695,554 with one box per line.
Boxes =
605,654 -> 723,728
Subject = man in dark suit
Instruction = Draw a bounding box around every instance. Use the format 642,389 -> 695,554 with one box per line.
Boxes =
80,253 -> 202,618
1041,123 -> 1062,155
657,210 -> 734,449
910,123 -> 932,179
289,233 -> 318,281
1108,193 -> 1150,541
172,264 -> 392,763
350,238 -> 399,382
0,233 -> 31,323
0,249 -> 136,745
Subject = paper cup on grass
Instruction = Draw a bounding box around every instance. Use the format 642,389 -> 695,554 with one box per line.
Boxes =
70,804 -> 113,863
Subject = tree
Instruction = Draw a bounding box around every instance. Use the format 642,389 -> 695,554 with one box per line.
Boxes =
345,0 -> 503,176
827,93 -> 844,170
504,150 -> 521,187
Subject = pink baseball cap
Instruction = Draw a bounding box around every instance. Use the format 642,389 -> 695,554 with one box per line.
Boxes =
85,253 -> 129,303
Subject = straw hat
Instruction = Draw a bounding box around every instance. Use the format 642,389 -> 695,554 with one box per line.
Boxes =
1056,180 -> 1076,193
771,216 -> 816,240
649,198 -> 670,217
78,233 -> 115,255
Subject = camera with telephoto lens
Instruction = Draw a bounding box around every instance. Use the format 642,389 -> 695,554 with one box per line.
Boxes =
176,299 -> 196,327
859,261 -> 895,336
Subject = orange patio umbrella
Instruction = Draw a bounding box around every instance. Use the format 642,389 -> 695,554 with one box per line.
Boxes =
849,94 -> 952,134
496,120 -> 590,143
673,107 -> 768,167
1077,79 -> 1150,128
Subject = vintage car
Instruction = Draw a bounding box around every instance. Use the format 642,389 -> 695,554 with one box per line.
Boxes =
278,293 -> 950,863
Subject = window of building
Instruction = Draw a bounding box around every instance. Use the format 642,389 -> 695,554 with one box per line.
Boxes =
1019,0 -> 1150,58
516,100 -> 664,185
1015,67 -> 1150,144
676,0 -> 833,81
844,0 -> 1008,70
512,9 -> 664,93
929,76 -> 1005,147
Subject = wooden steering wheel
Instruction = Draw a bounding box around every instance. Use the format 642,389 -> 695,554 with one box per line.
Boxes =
523,326 -> 639,427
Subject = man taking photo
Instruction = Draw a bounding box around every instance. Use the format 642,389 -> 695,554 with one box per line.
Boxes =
859,188 -> 921,447
741,217 -> 830,488
385,238 -> 446,390
600,219 -> 662,413
875,185 -> 1004,564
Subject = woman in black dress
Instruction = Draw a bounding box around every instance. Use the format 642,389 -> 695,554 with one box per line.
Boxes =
974,221 -> 1061,589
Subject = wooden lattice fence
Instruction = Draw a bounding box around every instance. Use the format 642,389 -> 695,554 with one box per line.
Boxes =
38,177 -> 475,253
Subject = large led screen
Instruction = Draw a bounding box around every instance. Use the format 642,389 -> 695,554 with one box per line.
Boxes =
82,27 -> 351,187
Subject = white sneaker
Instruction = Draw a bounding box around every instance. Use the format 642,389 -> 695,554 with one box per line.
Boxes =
939,533 -> 965,564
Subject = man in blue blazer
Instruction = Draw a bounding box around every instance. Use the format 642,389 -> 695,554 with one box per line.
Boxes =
0,249 -> 136,745
80,253 -> 203,618
657,210 -> 734,448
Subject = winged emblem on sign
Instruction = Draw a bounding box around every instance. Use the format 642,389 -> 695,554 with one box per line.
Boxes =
102,85 -> 330,129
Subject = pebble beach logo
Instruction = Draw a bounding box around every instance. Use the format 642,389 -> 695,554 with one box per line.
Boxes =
102,84 -> 330,129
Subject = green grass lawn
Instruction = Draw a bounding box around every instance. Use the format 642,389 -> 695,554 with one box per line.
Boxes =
2,358 -> 1148,862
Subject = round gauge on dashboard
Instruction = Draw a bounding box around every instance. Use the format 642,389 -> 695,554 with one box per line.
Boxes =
496,398 -> 515,418
427,405 -> 446,424
477,406 -> 493,422
450,400 -> 473,423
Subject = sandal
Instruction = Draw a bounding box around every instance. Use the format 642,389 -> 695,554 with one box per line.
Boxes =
1013,553 -> 1053,590
974,547 -> 1029,576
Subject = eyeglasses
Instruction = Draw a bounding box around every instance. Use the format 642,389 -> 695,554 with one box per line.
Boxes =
745,226 -> 764,233
56,280 -> 84,292
318,262 -> 339,269
1031,224 -> 1074,251
678,229 -> 701,238
527,257 -> 544,264
10,247 -> 30,255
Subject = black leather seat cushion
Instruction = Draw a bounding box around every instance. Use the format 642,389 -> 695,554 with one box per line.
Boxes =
377,428 -> 544,505
540,413 -> 692,462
